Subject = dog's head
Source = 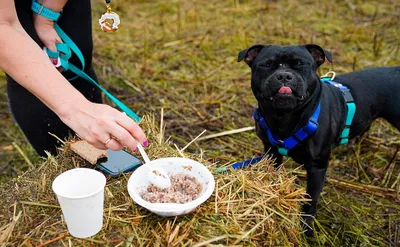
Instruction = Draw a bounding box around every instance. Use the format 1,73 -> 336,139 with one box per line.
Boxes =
238,44 -> 332,110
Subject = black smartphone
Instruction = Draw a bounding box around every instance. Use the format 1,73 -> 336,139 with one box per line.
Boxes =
97,149 -> 142,176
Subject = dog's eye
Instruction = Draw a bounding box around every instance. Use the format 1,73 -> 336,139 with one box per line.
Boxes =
296,60 -> 304,66
257,60 -> 274,69
263,60 -> 273,67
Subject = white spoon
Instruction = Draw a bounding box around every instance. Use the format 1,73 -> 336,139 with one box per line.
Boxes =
136,142 -> 171,189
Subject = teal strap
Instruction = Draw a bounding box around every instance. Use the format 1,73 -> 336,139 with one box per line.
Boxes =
45,49 -> 59,59
339,102 -> 356,145
321,77 -> 356,145
54,24 -> 85,71
43,24 -> 141,123
31,0 -> 61,21
68,63 -> 141,122
278,147 -> 288,157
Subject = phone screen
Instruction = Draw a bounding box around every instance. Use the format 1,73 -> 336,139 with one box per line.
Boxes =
97,150 -> 142,176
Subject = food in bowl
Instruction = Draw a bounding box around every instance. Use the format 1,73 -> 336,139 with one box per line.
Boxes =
128,157 -> 215,217
141,172 -> 202,203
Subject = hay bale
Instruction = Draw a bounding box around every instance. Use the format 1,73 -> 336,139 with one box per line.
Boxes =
0,116 -> 307,246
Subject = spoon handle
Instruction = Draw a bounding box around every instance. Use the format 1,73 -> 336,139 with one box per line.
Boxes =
137,142 -> 151,164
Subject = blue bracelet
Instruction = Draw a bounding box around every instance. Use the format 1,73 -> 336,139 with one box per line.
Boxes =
31,0 -> 61,21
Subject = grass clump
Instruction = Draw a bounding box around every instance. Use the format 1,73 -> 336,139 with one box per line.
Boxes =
0,116 -> 307,246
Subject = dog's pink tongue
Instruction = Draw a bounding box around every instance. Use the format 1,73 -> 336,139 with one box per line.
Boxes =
278,86 -> 292,94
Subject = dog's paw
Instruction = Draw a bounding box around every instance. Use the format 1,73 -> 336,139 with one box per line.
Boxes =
301,215 -> 315,237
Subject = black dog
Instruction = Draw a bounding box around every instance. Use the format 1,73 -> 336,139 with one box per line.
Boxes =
238,44 -> 400,235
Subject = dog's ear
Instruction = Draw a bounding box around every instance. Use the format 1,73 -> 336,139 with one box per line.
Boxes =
304,44 -> 332,67
237,44 -> 264,67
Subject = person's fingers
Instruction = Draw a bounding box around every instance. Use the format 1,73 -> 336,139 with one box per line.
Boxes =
82,122 -> 112,150
83,135 -> 107,150
105,138 -> 124,151
41,32 -> 62,65
97,118 -> 138,152
90,141 -> 108,150
116,112 -> 148,146
110,125 -> 138,152
43,39 -> 58,52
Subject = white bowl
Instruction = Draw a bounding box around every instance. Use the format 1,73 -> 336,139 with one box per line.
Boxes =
127,157 -> 215,217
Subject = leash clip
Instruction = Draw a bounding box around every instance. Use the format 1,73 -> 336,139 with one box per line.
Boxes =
321,71 -> 336,80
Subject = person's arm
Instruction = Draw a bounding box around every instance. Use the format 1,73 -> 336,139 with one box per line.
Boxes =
0,0 -> 147,152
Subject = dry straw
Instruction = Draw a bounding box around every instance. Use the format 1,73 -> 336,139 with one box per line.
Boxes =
0,115 -> 307,246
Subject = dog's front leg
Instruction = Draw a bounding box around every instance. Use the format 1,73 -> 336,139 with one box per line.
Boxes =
301,162 -> 328,236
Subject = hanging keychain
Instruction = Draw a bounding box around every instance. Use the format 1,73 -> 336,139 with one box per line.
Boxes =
99,0 -> 120,32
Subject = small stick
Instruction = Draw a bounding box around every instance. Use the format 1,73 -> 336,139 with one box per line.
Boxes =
292,171 -> 399,197
174,144 -> 185,158
20,201 -> 60,209
72,157 -> 78,168
181,129 -> 207,152
354,145 -> 371,183
12,142 -> 34,168
235,213 -> 273,244
0,145 -> 13,151
0,210 -> 22,244
159,108 -> 164,145
48,132 -> 66,145
105,202 -> 112,230
197,127 -> 255,141
41,173 -> 47,193
36,234 -> 68,247
382,147 -> 398,186
192,234 -> 230,247
391,172 -> 400,189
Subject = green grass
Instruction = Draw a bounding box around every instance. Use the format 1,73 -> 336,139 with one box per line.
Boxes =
1,0 -> 399,245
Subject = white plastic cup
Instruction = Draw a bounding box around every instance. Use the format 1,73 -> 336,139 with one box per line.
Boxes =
52,168 -> 106,238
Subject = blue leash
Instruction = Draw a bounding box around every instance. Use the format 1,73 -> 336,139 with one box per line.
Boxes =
231,155 -> 264,170
32,1 -> 141,123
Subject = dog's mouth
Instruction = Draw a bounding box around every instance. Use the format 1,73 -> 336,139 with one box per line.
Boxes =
261,86 -> 305,103
277,86 -> 293,95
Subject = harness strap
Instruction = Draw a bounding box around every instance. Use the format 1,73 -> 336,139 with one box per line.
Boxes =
42,24 -> 141,123
320,77 -> 356,145
254,103 -> 321,157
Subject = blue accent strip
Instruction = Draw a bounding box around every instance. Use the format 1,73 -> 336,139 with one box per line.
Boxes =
321,78 -> 356,145
278,147 -> 288,156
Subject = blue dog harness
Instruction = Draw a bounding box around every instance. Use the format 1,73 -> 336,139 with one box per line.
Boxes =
253,103 -> 321,157
231,76 -> 356,169
31,1 -> 141,123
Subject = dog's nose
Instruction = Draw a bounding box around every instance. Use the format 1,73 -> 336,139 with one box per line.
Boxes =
275,71 -> 294,82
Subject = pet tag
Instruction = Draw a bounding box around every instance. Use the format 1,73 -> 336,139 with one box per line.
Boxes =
99,1 -> 120,32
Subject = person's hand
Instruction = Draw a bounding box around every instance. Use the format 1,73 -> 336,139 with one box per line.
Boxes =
59,100 -> 148,152
33,14 -> 62,70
